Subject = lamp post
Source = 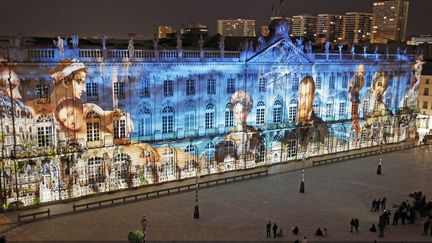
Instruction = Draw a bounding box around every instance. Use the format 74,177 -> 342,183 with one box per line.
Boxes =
377,142 -> 383,175
299,154 -> 305,193
193,160 -> 200,219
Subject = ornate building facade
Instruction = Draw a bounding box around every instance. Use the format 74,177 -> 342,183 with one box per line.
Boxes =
0,21 -> 420,206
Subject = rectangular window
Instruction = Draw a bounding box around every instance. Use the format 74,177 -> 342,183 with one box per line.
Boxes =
140,80 -> 150,98
184,113 -> 195,131
225,111 -> 234,127
227,78 -> 235,94
113,120 -> 126,138
164,80 -> 174,97
313,103 -> 320,117
292,76 -> 299,91
205,112 -> 214,129
326,103 -> 333,118
86,122 -> 100,141
114,82 -> 125,99
316,76 -> 322,90
207,79 -> 216,94
342,75 -> 348,89
259,77 -> 266,92
423,101 -> 428,109
426,79 -> 430,84
329,75 -> 335,90
424,88 -> 429,96
256,108 -> 265,125
86,82 -> 98,97
186,79 -> 195,96
339,102 -> 346,116
37,126 -> 53,147
36,84 -> 50,102
162,115 -> 174,134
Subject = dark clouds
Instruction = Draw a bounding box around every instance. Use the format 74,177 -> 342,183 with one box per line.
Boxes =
1,0 -> 430,39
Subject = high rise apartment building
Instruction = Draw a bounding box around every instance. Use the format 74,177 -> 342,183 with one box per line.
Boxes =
216,19 -> 256,37
372,0 -> 409,43
316,14 -> 345,42
291,14 -> 317,38
345,12 -> 374,43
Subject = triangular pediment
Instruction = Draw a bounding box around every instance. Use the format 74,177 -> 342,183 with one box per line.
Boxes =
246,38 -> 314,64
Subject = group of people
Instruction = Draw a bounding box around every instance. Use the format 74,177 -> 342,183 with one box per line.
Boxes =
370,197 -> 387,212
350,218 -> 360,233
266,222 -> 283,238
368,191 -> 432,238
266,222 -> 326,241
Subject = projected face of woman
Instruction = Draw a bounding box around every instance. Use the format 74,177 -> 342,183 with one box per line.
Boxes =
233,103 -> 249,132
72,70 -> 87,99
56,102 -> 84,132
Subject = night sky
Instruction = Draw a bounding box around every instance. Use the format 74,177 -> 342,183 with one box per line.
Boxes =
1,0 -> 431,39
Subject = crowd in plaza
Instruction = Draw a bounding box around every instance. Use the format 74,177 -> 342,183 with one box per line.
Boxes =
369,191 -> 432,238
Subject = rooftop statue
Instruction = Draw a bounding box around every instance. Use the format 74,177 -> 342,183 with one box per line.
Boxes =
70,34 -> 79,48
218,35 -> 225,51
325,42 -> 330,54
176,34 -> 182,50
101,34 -> 108,50
338,44 -> 343,55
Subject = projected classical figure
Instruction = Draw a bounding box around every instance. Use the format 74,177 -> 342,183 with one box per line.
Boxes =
215,91 -> 264,169
366,71 -> 389,118
349,64 -> 365,136
297,76 -> 315,126
400,55 -> 425,110
26,59 -> 134,143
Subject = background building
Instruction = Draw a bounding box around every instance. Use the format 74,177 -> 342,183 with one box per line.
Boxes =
157,25 -> 174,39
181,23 -> 209,37
292,14 -> 317,38
316,14 -> 345,42
216,19 -> 256,37
418,62 -> 432,140
345,12 -> 374,43
372,0 -> 409,43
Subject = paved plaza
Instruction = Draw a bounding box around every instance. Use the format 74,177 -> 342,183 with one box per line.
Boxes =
1,146 -> 432,242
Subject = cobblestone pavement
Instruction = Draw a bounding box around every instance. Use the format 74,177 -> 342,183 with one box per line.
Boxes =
1,145 -> 432,242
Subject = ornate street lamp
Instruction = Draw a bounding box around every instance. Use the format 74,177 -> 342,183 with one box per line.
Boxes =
377,142 -> 383,175
193,160 -> 200,219
299,155 -> 305,193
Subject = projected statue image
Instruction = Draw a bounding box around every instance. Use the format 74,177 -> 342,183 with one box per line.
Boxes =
297,76 -> 315,126
216,91 -> 264,170
349,64 -> 365,136
26,59 -> 134,143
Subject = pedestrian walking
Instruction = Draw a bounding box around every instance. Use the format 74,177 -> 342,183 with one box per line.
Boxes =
392,210 -> 399,225
354,218 -> 359,232
350,218 -> 355,232
423,221 -> 431,236
266,222 -> 271,238
381,197 -> 387,211
273,223 -> 278,238
292,225 -> 299,235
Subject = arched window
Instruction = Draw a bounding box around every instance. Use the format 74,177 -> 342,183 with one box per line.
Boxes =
138,106 -> 152,136
162,147 -> 175,178
205,103 -> 215,129
360,127 -> 368,144
184,104 -> 195,131
184,145 -> 196,172
225,102 -> 234,127
162,106 -> 175,134
288,99 -> 298,122
224,140 -> 236,156
88,157 -> 102,185
37,115 -> 54,147
204,142 -> 216,169
115,153 -> 130,181
256,101 -> 265,125
86,111 -> 100,141
273,100 -> 282,123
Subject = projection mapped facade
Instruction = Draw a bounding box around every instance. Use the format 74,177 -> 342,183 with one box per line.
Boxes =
0,21 -> 421,206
